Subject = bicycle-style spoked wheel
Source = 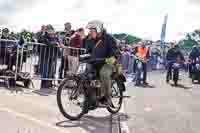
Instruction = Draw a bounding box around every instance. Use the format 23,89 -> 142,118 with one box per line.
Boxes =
107,80 -> 123,114
57,77 -> 87,120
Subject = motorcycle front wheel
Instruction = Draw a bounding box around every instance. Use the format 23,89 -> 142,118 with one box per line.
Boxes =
107,80 -> 123,114
57,76 -> 87,120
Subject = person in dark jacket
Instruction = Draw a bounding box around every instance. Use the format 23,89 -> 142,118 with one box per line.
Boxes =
0,28 -> 20,87
84,20 -> 119,107
0,28 -> 18,70
38,24 -> 60,89
33,25 -> 47,75
166,43 -> 185,83
188,45 -> 200,77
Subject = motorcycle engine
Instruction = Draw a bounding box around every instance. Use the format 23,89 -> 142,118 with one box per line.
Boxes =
172,63 -> 180,69
195,64 -> 200,70
90,80 -> 101,88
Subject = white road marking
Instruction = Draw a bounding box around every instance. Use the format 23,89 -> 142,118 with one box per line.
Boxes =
0,107 -> 70,133
118,81 -> 133,133
119,101 -> 130,133
0,94 -> 110,129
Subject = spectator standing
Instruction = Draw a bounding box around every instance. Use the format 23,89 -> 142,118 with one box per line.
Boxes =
68,28 -> 85,73
134,41 -> 150,85
34,25 -> 47,75
59,22 -> 74,79
39,24 -> 60,89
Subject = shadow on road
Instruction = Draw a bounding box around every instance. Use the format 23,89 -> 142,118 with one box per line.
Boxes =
143,84 -> 156,88
33,89 -> 57,96
56,115 -> 111,133
0,81 -> 28,92
56,113 -> 130,133
170,84 -> 192,89
134,84 -> 156,88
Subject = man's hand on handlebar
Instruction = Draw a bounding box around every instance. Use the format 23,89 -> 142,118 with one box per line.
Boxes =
106,56 -> 117,65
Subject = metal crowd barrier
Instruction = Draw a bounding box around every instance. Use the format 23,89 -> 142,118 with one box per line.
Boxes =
19,42 -> 86,81
120,51 -> 166,74
0,39 -> 20,82
0,38 -> 168,90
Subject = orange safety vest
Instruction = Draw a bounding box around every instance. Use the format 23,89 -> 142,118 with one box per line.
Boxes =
137,46 -> 149,59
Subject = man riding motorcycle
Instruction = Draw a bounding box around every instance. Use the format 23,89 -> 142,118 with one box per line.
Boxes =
188,45 -> 200,78
166,42 -> 185,83
84,20 -> 119,106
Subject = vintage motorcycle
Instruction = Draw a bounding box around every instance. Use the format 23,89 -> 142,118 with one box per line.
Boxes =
171,56 -> 183,86
57,54 -> 126,120
191,57 -> 200,83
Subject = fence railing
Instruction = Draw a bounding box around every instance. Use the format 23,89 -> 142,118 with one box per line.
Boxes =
19,42 -> 86,81
0,39 -> 20,81
0,39 -> 87,88
0,38 -> 167,88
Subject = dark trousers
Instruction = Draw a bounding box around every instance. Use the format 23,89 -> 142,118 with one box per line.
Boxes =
142,63 -> 147,82
40,57 -> 56,89
133,60 -> 137,73
166,62 -> 173,80
59,56 -> 68,79
189,63 -> 195,77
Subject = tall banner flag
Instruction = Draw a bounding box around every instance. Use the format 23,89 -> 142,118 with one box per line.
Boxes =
160,14 -> 168,52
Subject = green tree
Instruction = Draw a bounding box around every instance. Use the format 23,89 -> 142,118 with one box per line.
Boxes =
113,33 -> 141,44
178,30 -> 200,49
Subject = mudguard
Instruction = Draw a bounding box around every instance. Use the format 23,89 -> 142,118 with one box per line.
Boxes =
115,74 -> 126,92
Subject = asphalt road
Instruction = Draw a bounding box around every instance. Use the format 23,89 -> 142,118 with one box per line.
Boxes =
124,71 -> 200,133
0,71 -> 200,133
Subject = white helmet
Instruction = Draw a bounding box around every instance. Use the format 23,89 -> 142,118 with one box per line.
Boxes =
86,20 -> 104,34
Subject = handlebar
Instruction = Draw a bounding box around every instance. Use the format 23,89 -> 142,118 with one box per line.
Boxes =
81,58 -> 105,64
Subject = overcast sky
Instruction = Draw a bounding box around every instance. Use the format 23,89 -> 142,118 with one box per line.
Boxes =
0,0 -> 200,41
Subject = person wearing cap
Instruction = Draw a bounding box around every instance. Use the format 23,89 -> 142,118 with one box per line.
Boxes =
84,20 -> 120,107
166,42 -> 185,83
0,28 -> 17,64
134,41 -> 150,86
188,44 -> 200,78
1,28 -> 11,39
